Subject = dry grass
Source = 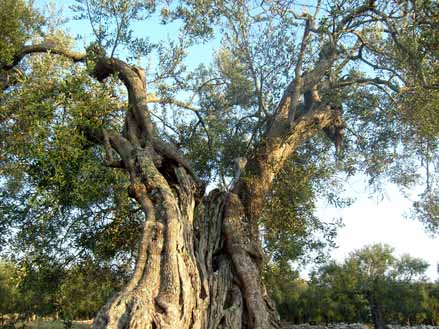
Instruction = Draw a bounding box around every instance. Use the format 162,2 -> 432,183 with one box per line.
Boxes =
11,320 -> 91,329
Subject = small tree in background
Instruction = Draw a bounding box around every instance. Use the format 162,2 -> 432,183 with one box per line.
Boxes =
314,244 -> 430,329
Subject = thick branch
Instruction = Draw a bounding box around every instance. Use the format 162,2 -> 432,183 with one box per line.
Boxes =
269,40 -> 337,146
2,43 -> 85,71
152,138 -> 201,184
288,1 -> 322,125
84,126 -> 134,167
2,43 -> 155,147
236,103 -> 341,219
238,5 -> 391,216
287,17 -> 312,125
93,58 -> 154,143
302,41 -> 338,90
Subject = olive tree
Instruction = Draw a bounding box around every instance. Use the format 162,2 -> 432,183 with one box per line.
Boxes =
1,0 -> 438,328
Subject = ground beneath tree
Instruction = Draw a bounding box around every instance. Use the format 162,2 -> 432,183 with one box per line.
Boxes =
281,324 -> 438,329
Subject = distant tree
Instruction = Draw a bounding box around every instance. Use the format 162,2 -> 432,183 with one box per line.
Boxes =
0,261 -> 19,317
314,244 -> 430,329
388,281 -> 429,325
263,262 -> 308,323
309,260 -> 370,324
57,259 -> 126,320
13,258 -> 65,319
426,282 -> 439,325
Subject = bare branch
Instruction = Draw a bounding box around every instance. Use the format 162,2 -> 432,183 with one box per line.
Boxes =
146,96 -> 201,113
336,3 -> 375,33
336,77 -> 400,93
149,111 -> 180,136
371,8 -> 427,85
146,96 -> 213,150
346,31 -> 407,83
287,14 -> 313,125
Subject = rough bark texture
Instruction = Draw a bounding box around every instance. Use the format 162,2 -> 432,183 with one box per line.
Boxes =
91,173 -> 281,329
92,163 -> 204,329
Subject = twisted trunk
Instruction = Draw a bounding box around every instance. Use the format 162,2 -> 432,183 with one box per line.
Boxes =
92,160 -> 280,329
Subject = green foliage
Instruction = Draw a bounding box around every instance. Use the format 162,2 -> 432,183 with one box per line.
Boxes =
0,259 -> 62,318
263,263 -> 310,323
71,0 -> 155,58
366,0 -> 439,231
14,259 -> 64,317
215,48 -> 256,108
401,87 -> 439,140
266,245 -> 438,325
0,261 -> 19,315
0,0 -> 43,67
162,0 -> 222,39
311,244 -> 431,325
0,258 -> 125,321
262,153 -> 343,266
0,24 -> 141,264
57,259 -> 126,320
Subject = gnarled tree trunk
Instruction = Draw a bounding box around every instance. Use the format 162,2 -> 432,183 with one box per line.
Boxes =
82,54 -> 282,329
91,162 -> 280,329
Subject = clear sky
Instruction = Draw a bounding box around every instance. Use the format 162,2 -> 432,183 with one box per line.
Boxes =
316,177 -> 439,281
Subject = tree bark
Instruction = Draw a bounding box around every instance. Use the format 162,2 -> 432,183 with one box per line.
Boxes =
83,54 -> 281,329
365,291 -> 386,329
91,168 -> 280,329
